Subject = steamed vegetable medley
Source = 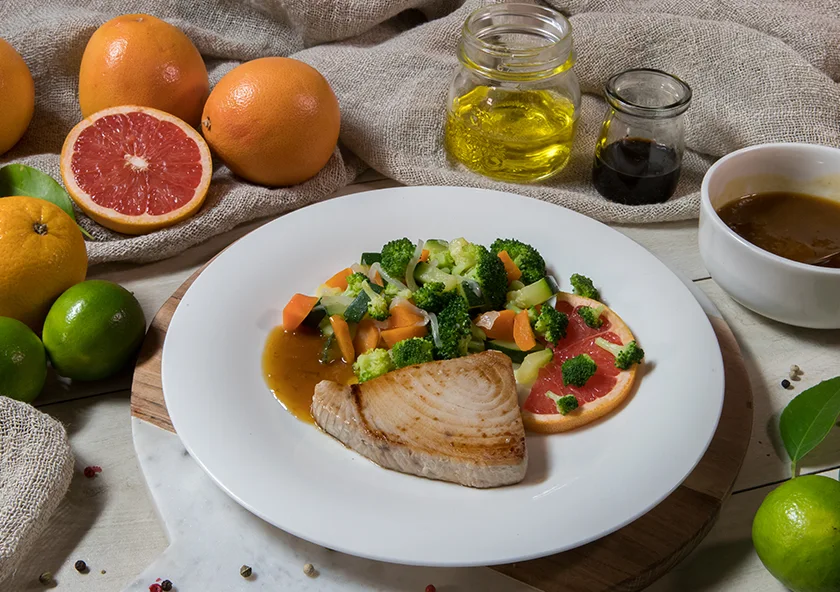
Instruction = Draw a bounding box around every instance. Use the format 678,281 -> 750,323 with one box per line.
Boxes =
280,238 -> 625,385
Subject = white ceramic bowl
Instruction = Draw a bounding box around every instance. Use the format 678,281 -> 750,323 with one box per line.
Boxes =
699,142 -> 840,329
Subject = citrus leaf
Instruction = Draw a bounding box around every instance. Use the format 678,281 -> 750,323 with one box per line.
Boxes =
0,163 -> 76,220
780,376 -> 840,472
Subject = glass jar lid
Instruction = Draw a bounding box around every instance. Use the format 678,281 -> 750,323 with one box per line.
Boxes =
459,3 -> 574,81
604,68 -> 692,119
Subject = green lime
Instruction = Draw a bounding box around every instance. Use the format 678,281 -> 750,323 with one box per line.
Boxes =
43,280 -> 146,381
753,475 -> 840,592
0,316 -> 47,402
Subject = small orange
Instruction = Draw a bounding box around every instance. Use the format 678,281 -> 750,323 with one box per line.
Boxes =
0,196 -> 88,331
78,14 -> 209,127
201,57 -> 340,187
0,38 -> 35,156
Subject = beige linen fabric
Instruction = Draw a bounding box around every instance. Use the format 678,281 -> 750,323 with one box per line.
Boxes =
0,397 -> 74,585
0,0 -> 838,265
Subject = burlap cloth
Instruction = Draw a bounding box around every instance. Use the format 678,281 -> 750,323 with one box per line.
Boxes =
0,0 -> 837,264
0,397 -> 74,585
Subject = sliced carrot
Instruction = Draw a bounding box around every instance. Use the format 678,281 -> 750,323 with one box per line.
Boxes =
282,294 -> 318,332
388,305 -> 426,329
325,267 -> 354,291
419,249 -> 430,263
353,319 -> 380,356
513,310 -> 537,351
497,250 -> 522,283
380,325 -> 428,348
476,309 -> 516,341
372,270 -> 384,287
329,315 -> 356,363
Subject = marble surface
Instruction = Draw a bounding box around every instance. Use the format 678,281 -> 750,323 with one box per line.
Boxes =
126,419 -> 539,592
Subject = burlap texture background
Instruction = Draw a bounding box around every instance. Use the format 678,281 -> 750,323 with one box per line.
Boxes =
0,396 -> 74,585
0,0 -> 838,265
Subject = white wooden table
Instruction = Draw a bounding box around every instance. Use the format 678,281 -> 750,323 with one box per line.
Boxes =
11,178 -> 840,591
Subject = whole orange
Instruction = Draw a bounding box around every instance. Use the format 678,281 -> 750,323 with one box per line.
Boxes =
78,14 -> 209,127
0,196 -> 88,331
0,38 -> 35,156
201,57 -> 340,186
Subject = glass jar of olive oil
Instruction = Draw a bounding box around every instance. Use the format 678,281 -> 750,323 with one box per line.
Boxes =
444,3 -> 580,183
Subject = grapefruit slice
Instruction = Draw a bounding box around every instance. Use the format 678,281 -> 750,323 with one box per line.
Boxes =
522,292 -> 640,433
60,105 -> 212,235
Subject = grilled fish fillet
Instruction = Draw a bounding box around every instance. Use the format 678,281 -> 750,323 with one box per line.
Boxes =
312,350 -> 527,488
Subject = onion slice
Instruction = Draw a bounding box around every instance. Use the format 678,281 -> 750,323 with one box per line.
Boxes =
428,312 -> 442,349
404,240 -> 424,292
474,310 -> 500,331
370,262 -> 408,291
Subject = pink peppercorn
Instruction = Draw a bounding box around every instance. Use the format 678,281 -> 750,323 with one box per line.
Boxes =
425,586 -> 436,592
149,584 -> 162,592
83,466 -> 102,478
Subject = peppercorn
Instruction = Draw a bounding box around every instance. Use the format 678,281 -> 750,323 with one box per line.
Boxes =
38,572 -> 53,586
303,563 -> 316,577
161,580 -> 173,591
149,584 -> 162,592
83,465 -> 102,478
782,379 -> 791,389
240,565 -> 252,578
426,585 -> 436,592
74,560 -> 87,573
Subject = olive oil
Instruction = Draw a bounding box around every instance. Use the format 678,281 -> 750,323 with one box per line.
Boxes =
444,86 -> 577,183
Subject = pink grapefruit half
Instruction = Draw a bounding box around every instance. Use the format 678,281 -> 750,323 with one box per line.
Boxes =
60,105 -> 212,235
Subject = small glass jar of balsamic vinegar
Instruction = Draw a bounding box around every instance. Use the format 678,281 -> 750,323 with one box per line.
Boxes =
592,69 -> 692,205
444,3 -> 581,183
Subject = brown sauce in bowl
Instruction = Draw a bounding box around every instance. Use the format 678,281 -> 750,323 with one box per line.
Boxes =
262,326 -> 354,424
716,192 -> 840,268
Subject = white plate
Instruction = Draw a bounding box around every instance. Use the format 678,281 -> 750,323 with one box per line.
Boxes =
162,186 -> 724,567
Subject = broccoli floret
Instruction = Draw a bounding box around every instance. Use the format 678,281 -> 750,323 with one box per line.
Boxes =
413,281 -> 448,313
546,391 -> 579,415
464,245 -> 508,309
562,353 -> 597,387
390,337 -> 434,369
533,306 -> 569,345
570,274 -> 600,301
490,239 -> 546,285
362,282 -> 390,321
434,292 -> 472,360
380,238 -> 415,279
577,304 -> 605,329
383,282 -> 413,302
595,338 -> 645,370
343,272 -> 371,298
449,237 -> 480,275
425,240 -> 455,272
353,348 -> 395,382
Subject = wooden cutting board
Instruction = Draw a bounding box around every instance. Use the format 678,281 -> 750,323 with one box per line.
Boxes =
131,266 -> 753,592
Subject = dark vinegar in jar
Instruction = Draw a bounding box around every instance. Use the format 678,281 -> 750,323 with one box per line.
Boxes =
592,138 -> 681,205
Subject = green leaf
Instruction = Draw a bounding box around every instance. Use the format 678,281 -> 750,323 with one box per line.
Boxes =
780,376 -> 840,473
0,163 -> 93,239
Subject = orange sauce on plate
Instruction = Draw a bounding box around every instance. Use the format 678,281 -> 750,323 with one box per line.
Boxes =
262,326 -> 355,424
